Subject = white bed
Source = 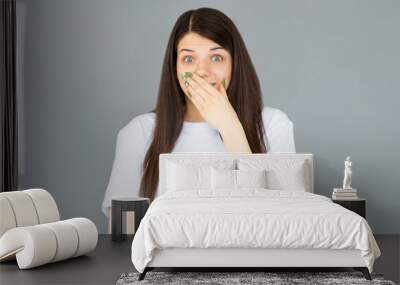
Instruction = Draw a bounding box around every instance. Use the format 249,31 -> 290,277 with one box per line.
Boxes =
131,152 -> 381,281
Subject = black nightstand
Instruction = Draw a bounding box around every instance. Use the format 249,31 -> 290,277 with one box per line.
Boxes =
332,198 -> 366,218
111,197 -> 150,242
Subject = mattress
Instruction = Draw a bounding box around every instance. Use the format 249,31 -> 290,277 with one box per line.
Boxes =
131,189 -> 381,273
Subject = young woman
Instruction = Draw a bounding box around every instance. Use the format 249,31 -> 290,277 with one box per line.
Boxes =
101,7 -> 295,218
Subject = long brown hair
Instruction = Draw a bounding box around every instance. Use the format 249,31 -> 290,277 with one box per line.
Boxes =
139,7 -> 268,201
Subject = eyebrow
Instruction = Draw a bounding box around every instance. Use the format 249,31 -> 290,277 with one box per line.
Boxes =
178,47 -> 224,53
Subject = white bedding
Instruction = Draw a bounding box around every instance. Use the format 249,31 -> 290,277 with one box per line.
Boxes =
131,189 -> 381,273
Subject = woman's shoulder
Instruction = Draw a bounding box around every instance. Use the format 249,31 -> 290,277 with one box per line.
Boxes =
118,111 -> 156,139
262,106 -> 293,130
261,106 -> 296,152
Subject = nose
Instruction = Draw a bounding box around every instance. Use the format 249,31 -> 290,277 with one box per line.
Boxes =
195,62 -> 211,80
195,70 -> 208,79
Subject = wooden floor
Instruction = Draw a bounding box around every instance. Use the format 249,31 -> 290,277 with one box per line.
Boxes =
0,234 -> 398,285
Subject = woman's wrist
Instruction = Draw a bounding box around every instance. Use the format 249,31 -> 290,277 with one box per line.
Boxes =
219,120 -> 252,153
219,118 -> 241,137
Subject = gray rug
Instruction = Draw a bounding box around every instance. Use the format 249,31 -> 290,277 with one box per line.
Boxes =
116,271 -> 397,285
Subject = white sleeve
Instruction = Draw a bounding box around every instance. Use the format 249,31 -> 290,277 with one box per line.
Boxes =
101,117 -> 149,218
265,109 -> 296,153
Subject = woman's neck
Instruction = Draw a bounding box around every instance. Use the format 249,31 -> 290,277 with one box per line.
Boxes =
184,102 -> 206,122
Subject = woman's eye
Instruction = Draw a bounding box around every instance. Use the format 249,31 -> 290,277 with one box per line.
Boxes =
212,55 -> 222,62
183,56 -> 193,63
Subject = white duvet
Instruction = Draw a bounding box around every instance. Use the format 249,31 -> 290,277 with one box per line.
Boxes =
131,189 -> 381,273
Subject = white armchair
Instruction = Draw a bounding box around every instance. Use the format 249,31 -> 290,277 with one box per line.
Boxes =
0,188 -> 98,269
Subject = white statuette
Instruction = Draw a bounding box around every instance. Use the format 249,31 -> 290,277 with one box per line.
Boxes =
342,156 -> 352,190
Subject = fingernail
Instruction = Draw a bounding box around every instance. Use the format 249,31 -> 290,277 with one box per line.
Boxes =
184,72 -> 193,78
222,79 -> 226,89
188,91 -> 192,97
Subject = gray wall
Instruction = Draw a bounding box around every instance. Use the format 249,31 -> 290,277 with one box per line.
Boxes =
16,0 -> 400,234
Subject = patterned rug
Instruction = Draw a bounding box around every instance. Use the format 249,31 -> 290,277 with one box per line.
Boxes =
116,271 -> 397,285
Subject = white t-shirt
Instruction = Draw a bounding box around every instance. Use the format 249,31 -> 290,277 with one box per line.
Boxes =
101,106 -> 295,217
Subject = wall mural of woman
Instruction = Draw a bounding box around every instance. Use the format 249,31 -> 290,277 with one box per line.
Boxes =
101,7 -> 295,217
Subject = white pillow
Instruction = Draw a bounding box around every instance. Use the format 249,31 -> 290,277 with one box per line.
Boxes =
211,168 -> 268,190
237,159 -> 308,191
166,160 -> 236,191
236,169 -> 268,188
211,167 -> 236,190
167,162 -> 210,191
